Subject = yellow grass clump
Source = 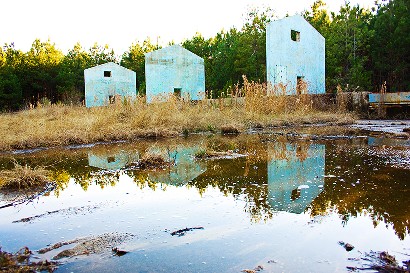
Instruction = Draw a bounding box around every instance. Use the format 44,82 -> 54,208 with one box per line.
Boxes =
0,161 -> 51,190
0,77 -> 356,151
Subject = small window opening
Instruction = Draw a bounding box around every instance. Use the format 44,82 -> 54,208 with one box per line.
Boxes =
104,71 -> 112,77
291,188 -> 301,200
174,88 -> 182,98
107,156 -> 115,163
109,95 -> 115,104
296,76 -> 305,95
291,30 -> 300,42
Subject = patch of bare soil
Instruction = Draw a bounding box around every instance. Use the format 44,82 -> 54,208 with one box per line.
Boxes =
38,232 -> 134,260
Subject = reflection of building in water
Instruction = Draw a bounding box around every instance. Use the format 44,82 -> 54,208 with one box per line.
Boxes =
145,147 -> 207,186
268,143 -> 325,213
88,150 -> 139,170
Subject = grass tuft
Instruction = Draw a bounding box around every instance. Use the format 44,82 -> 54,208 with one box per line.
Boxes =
0,161 -> 50,190
221,124 -> 241,135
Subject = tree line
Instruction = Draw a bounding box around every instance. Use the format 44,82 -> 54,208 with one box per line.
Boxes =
0,0 -> 408,111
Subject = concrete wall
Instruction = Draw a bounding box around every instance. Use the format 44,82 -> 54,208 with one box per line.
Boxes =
145,45 -> 205,103
266,15 -> 325,94
84,62 -> 136,107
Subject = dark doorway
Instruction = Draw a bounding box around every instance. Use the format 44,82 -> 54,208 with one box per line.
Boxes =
296,76 -> 305,95
174,88 -> 182,98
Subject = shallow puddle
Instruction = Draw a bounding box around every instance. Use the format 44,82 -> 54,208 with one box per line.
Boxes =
0,134 -> 409,272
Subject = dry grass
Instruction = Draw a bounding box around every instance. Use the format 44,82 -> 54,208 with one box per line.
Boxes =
0,161 -> 50,190
0,78 -> 355,151
137,154 -> 171,169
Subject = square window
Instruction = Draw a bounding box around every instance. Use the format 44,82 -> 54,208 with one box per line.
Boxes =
104,71 -> 112,77
291,30 -> 300,42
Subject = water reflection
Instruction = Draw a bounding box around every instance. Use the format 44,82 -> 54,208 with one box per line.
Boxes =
131,147 -> 207,186
88,150 -> 139,170
310,139 -> 410,240
0,135 -> 408,239
268,143 -> 325,214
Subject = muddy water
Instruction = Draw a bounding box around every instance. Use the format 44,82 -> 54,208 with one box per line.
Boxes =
0,134 -> 409,272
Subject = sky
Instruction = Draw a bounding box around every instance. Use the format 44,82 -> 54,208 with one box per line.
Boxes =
1,0 -> 378,55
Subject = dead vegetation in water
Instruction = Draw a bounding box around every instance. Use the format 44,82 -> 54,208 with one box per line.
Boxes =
0,161 -> 55,209
0,246 -> 58,272
127,149 -> 174,170
136,154 -> 171,169
194,149 -> 246,160
0,161 -> 50,191
347,251 -> 410,272
221,124 -> 241,135
0,77 -> 355,152
37,232 -> 134,260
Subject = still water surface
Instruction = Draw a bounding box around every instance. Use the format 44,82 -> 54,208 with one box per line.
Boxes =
0,134 -> 409,272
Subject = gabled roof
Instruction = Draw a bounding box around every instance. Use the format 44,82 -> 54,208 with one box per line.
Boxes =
145,44 -> 203,61
84,62 -> 135,73
268,14 -> 324,40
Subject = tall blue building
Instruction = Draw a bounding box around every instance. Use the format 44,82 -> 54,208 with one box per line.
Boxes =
266,15 -> 325,94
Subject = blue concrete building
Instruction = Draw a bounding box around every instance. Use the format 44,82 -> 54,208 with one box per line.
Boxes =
266,15 -> 325,94
145,45 -> 205,102
84,62 -> 136,107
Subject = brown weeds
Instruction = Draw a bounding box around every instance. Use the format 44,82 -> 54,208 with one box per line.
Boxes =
0,161 -> 50,190
0,246 -> 58,272
0,78 -> 356,151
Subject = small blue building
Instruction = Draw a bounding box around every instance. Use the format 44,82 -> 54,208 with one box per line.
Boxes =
145,45 -> 205,102
84,62 -> 136,107
266,15 -> 325,94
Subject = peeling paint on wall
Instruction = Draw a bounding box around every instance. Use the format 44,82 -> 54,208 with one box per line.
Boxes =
266,15 -> 325,95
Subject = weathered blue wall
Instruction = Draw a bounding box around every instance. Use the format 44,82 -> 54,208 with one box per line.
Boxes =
145,45 -> 205,102
266,15 -> 325,94
84,62 -> 136,107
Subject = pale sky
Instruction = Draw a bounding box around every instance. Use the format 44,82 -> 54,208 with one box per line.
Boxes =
1,0 -> 377,55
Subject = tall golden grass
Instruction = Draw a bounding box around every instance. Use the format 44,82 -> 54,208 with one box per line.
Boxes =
0,77 -> 355,151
